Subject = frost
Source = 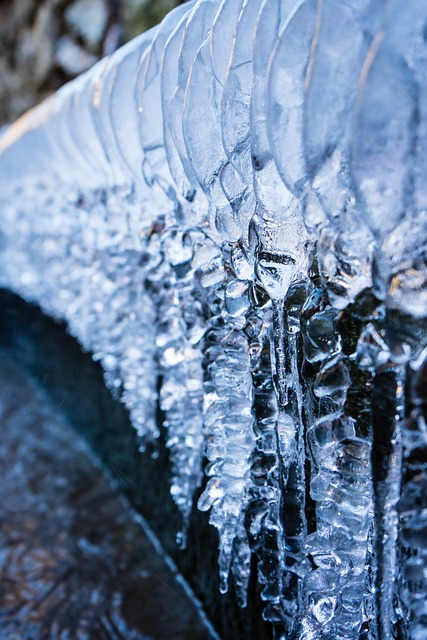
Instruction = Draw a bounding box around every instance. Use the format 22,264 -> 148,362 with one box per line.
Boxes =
0,0 -> 426,637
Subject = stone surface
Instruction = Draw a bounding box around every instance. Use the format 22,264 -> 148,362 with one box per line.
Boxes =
0,348 -> 214,639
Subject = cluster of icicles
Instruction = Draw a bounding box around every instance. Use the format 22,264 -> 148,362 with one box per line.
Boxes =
0,0 -> 426,638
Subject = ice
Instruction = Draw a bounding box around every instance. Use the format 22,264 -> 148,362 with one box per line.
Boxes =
160,11 -> 190,202
162,0 -> 218,210
348,12 -> 427,635
399,348 -> 427,640
154,253 -> 205,545
198,318 -> 255,602
136,2 -> 195,216
266,0 -> 315,198
351,0 -> 427,311
0,0 -> 426,638
104,32 -> 154,184
251,0 -> 307,246
300,0 -> 380,308
183,0 -> 246,242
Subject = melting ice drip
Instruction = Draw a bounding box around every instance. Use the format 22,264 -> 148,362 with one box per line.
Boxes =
0,0 -> 426,638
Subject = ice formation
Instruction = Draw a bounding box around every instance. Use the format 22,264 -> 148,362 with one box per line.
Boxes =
0,0 -> 426,638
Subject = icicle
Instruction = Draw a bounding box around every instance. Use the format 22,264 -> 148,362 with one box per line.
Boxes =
371,361 -> 404,639
247,308 -> 289,626
296,275 -> 374,639
398,345 -> 427,639
148,227 -> 206,545
0,1 -> 426,635
197,265 -> 256,601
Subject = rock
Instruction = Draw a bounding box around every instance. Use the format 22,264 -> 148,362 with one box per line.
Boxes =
55,34 -> 98,75
0,349 -> 214,640
65,0 -> 109,51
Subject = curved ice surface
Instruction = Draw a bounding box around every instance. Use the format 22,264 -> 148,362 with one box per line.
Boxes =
162,0 -> 217,213
137,2 -> 195,215
351,0 -> 427,308
300,0 -> 379,308
0,1 -> 426,638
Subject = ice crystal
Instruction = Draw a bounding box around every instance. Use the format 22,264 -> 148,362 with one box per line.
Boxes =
0,0 -> 426,637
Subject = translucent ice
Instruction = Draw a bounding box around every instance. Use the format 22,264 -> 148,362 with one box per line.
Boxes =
0,1 -> 426,638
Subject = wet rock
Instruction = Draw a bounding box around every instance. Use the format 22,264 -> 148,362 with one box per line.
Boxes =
0,350 -> 214,640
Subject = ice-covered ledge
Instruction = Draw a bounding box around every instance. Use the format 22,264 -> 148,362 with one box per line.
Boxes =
0,0 -> 426,638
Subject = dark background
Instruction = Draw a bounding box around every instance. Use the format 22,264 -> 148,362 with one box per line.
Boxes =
0,0 -> 186,126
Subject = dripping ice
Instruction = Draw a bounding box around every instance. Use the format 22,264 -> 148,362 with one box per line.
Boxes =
0,0 -> 426,638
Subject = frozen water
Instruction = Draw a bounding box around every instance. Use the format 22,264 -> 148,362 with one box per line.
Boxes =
0,1 -> 426,638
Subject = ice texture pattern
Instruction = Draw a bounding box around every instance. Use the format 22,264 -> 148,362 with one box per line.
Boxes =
0,1 -> 426,638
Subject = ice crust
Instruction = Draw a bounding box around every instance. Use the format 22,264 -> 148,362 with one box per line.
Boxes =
0,0 -> 426,638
